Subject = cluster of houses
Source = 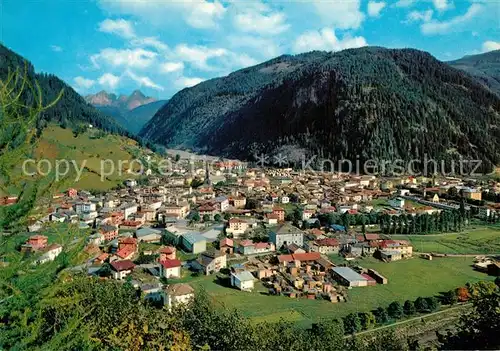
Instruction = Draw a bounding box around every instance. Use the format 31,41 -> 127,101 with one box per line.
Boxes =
18,161 -> 499,310
20,234 -> 63,264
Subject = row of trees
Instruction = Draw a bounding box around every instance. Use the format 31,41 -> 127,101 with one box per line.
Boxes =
379,210 -> 468,235
316,209 -> 469,235
342,296 -> 440,334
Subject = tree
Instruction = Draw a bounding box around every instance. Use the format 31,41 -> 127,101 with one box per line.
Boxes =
214,214 -> 222,222
374,307 -> 389,324
425,296 -> 439,312
414,297 -> 428,312
442,290 -> 458,305
175,154 -> 181,162
387,301 -> 404,320
191,212 -> 201,222
456,287 -> 470,302
245,199 -> 258,210
343,313 -> 361,334
467,281 -> 498,299
358,311 -> 376,330
309,319 -> 345,350
202,214 -> 210,222
403,300 -> 416,316
438,291 -> 500,350
223,213 -> 231,221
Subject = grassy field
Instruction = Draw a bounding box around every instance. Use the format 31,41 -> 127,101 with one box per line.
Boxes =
175,257 -> 492,328
34,125 -> 150,191
390,224 -> 500,254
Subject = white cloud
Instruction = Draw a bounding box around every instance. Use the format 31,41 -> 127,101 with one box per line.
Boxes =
130,37 -> 169,52
160,61 -> 185,73
73,76 -> 95,90
312,0 -> 365,30
91,48 -> 157,69
483,41 -> 500,52
174,44 -> 227,71
50,45 -> 63,52
293,28 -> 367,54
368,1 -> 386,17
432,0 -> 453,12
406,10 -> 434,23
185,1 -> 226,28
421,3 -> 483,35
227,35 -> 282,59
98,73 -> 120,90
126,70 -> 164,90
98,18 -> 136,39
98,0 -> 226,29
233,5 -> 289,35
175,76 -> 204,89
394,0 -> 415,7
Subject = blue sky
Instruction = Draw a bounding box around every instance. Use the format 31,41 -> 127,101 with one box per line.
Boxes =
2,0 -> 499,99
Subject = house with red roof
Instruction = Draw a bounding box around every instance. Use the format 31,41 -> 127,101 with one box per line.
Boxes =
277,252 -> 321,266
110,260 -> 135,280
220,238 -> 234,255
24,234 -> 48,251
308,238 -> 340,254
160,259 -> 182,279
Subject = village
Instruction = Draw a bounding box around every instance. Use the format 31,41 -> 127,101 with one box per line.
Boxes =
6,156 -> 500,315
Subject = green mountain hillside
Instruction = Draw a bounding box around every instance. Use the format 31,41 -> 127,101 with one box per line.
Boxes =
449,50 -> 500,96
140,47 -> 500,172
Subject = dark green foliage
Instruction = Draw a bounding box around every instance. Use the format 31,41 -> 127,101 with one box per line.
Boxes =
141,47 -> 500,173
134,252 -> 158,265
438,289 -> 500,349
425,296 -> 439,312
441,290 -> 458,305
414,297 -> 429,312
374,306 -> 389,324
387,301 -> 404,320
0,44 -> 130,137
403,300 -> 416,316
343,313 -> 362,334
358,311 -> 376,330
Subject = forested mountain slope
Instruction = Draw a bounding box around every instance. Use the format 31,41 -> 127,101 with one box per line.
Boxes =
0,43 -> 128,135
449,50 -> 500,96
140,47 -> 500,171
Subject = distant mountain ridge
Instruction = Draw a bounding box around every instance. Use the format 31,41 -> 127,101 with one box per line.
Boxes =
0,43 -> 129,135
448,50 -> 500,96
85,90 -> 157,111
140,47 -> 500,172
86,90 -> 167,134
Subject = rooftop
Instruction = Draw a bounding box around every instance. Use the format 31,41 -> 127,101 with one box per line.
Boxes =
332,267 -> 367,282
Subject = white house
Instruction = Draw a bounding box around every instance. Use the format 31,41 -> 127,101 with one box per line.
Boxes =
280,196 -> 290,204
230,270 -> 255,291
75,202 -> 96,214
110,260 -> 135,280
121,203 -> 138,219
164,283 -> 195,309
35,244 -> 62,264
160,259 -> 182,279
